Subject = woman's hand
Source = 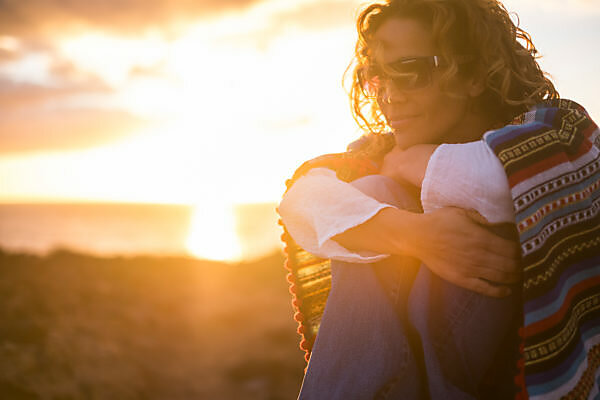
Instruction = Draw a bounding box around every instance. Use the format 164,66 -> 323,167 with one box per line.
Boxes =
334,204 -> 521,297
406,207 -> 521,298
380,145 -> 438,187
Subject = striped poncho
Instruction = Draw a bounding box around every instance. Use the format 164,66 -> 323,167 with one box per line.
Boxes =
280,99 -> 600,398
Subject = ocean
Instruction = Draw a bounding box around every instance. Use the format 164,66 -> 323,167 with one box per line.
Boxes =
0,202 -> 283,261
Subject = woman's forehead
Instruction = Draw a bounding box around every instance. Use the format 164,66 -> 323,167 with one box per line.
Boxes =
371,17 -> 437,62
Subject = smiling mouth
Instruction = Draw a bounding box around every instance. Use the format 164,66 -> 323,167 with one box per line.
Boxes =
390,116 -> 418,130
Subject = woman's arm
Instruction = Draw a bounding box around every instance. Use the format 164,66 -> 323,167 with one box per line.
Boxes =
334,141 -> 521,297
333,206 -> 520,297
280,142 -> 521,297
278,167 -> 396,263
380,142 -> 516,223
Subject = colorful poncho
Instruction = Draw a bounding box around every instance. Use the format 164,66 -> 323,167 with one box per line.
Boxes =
279,99 -> 600,399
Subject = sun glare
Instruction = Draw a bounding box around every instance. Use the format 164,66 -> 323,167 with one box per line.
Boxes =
0,35 -> 19,52
185,201 -> 243,262
1,0 -> 378,207
58,32 -> 168,86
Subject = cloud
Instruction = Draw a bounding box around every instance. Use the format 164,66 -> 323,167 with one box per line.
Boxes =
202,0 -> 362,57
0,0 -> 263,39
0,0 -> 363,156
0,79 -> 109,111
503,0 -> 600,16
257,0 -> 360,34
0,108 -> 150,154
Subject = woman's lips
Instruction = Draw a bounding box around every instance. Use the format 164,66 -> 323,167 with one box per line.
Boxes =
390,115 -> 419,131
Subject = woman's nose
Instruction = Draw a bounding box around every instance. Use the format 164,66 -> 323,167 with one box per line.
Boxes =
381,81 -> 407,104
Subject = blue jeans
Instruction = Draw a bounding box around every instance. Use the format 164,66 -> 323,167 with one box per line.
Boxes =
297,175 -> 519,400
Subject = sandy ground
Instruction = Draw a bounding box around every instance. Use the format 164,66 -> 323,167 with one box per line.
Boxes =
0,250 -> 305,399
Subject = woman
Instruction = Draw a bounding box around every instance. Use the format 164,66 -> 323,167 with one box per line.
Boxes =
278,0 -> 600,398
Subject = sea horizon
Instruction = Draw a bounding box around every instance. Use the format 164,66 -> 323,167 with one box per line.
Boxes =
0,201 -> 283,262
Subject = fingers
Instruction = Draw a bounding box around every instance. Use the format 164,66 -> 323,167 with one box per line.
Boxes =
464,248 -> 521,284
463,210 -> 521,259
473,264 -> 521,284
476,244 -> 519,268
442,270 -> 513,298
500,240 -> 521,260
472,225 -> 521,261
489,240 -> 520,261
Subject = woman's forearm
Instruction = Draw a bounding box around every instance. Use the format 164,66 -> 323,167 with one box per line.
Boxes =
333,144 -> 438,256
278,168 -> 398,262
332,207 -> 423,257
334,205 -> 521,297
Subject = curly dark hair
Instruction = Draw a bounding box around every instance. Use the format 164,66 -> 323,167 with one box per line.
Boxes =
347,0 -> 559,134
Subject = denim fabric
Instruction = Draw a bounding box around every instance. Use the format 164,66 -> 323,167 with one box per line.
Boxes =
402,266 -> 519,400
297,175 -> 518,400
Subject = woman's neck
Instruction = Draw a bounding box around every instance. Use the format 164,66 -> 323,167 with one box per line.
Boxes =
445,111 -> 499,144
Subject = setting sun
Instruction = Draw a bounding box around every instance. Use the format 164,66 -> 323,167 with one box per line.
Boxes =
0,0 -> 598,262
0,0 -> 599,398
185,200 -> 243,261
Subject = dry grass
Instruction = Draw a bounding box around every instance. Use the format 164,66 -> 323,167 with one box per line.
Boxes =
0,250 -> 305,400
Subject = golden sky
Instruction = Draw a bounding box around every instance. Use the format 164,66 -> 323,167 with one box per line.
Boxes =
0,0 -> 599,206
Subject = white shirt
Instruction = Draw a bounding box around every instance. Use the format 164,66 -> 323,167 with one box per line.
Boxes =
278,140 -> 515,263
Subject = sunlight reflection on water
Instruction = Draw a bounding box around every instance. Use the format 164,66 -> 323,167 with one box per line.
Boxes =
0,203 -> 282,262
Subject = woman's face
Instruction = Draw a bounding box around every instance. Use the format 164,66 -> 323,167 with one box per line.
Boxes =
372,17 -> 478,148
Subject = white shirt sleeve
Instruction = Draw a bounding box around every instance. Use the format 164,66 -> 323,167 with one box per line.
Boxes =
278,168 -> 394,263
278,140 -> 514,263
421,140 -> 514,223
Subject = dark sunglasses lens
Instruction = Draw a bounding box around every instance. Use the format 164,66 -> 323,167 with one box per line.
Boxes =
359,57 -> 434,97
388,58 -> 431,90
391,72 -> 423,90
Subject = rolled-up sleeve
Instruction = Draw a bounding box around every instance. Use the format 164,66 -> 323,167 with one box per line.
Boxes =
278,168 -> 393,263
421,141 -> 514,223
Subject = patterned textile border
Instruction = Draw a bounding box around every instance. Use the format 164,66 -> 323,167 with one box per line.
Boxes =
278,149 -> 385,363
279,221 -> 330,363
279,99 -> 600,400
485,99 -> 600,399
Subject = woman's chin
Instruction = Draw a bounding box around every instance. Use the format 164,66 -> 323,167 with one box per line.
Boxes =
393,132 -> 421,149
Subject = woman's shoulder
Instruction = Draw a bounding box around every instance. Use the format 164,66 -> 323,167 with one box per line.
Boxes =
484,98 -> 598,152
284,152 -> 379,194
346,131 -> 395,158
284,132 -> 395,192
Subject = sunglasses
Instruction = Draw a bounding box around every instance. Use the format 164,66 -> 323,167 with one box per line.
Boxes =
358,55 -> 442,97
